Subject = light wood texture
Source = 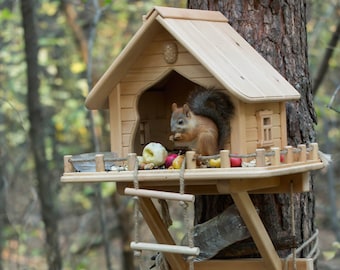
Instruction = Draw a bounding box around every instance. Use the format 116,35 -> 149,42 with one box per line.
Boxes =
61,161 -> 323,186
137,197 -> 187,269
271,147 -> 281,166
85,6 -> 300,110
95,154 -> 105,172
194,258 -> 313,270
85,10 -> 162,109
157,16 -> 300,103
298,144 -> 307,162
256,148 -> 266,167
280,101 -> 288,147
285,146 -> 294,164
230,100 -> 247,154
231,191 -> 281,270
109,86 -> 123,155
217,178 -> 280,193
186,151 -> 196,169
220,150 -> 230,168
149,6 -> 228,22
63,155 -> 73,173
309,142 -> 319,160
131,241 -> 199,256
115,172 -> 310,195
124,187 -> 195,202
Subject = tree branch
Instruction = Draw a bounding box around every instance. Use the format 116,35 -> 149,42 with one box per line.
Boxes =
312,19 -> 340,96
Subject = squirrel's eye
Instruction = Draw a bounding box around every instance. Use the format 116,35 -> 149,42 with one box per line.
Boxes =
178,119 -> 184,125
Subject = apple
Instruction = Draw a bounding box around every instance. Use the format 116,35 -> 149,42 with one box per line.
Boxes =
142,142 -> 168,166
165,153 -> 178,168
209,158 -> 221,168
172,155 -> 184,169
280,154 -> 285,163
230,157 -> 242,167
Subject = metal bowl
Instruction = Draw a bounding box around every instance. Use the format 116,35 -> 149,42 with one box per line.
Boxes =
69,152 -> 118,172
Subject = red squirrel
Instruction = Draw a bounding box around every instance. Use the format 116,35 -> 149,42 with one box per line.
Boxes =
170,87 -> 234,156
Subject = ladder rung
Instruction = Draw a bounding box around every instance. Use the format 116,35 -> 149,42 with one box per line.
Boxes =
124,187 -> 195,202
131,241 -> 200,255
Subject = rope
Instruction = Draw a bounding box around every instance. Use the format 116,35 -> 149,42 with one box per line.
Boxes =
178,158 -> 195,270
195,144 -> 316,162
132,156 -> 147,270
283,181 -> 320,270
284,229 -> 320,270
290,181 -> 297,270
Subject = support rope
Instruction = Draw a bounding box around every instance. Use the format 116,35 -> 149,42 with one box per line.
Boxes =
283,181 -> 320,270
179,158 -> 195,270
132,157 -> 147,270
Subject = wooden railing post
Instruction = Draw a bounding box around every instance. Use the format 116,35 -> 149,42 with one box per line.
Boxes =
127,153 -> 137,171
95,154 -> 105,172
270,147 -> 280,166
64,155 -> 73,173
220,150 -> 231,168
186,151 -> 196,169
298,144 -> 307,162
256,148 -> 266,167
285,146 -> 293,164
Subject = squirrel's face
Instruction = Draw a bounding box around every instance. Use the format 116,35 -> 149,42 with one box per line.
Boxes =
170,103 -> 191,134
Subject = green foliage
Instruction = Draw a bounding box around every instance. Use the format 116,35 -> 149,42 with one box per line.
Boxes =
323,241 -> 340,260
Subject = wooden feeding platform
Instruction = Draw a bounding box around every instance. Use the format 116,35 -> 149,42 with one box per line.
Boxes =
61,142 -> 324,270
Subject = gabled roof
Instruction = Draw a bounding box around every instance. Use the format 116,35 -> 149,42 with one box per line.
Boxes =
85,6 -> 300,109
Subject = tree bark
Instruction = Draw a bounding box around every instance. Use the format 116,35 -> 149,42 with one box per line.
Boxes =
20,0 -> 62,269
188,0 -> 317,260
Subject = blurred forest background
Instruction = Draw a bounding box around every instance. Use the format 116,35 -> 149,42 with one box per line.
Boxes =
0,0 -> 339,269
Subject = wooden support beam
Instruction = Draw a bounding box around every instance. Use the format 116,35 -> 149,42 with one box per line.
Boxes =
194,258 -> 313,270
217,177 -> 280,193
231,191 -> 282,270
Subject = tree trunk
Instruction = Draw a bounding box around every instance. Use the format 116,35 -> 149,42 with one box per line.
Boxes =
20,0 -> 62,269
0,150 -> 5,270
188,0 -> 317,260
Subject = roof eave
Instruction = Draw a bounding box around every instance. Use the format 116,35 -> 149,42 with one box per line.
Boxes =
85,8 -> 162,110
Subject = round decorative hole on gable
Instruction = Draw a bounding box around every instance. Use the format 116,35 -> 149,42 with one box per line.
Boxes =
163,42 -> 178,64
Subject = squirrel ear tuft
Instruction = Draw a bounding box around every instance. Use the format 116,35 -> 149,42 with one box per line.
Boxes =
171,103 -> 178,112
183,104 -> 191,117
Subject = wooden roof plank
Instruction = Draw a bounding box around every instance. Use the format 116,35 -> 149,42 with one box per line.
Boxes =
149,6 -> 228,22
85,7 -> 301,110
192,20 -> 296,98
85,10 -> 162,109
157,17 -> 300,102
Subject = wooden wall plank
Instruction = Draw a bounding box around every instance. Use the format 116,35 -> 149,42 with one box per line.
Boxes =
109,86 -> 123,156
121,108 -> 135,121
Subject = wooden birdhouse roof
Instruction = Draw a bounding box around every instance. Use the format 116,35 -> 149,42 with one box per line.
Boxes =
85,6 -> 300,110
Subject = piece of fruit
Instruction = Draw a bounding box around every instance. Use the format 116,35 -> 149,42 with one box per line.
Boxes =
209,158 -> 221,168
142,142 -> 168,166
172,155 -> 184,169
165,153 -> 178,168
230,157 -> 242,167
280,154 -> 285,163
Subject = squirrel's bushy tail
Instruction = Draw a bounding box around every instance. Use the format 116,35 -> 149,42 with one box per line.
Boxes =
187,87 -> 235,149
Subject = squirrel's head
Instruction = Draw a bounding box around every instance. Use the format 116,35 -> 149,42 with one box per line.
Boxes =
170,103 -> 192,134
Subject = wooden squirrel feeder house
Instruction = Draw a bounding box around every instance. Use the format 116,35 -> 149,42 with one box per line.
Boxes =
61,6 -> 324,270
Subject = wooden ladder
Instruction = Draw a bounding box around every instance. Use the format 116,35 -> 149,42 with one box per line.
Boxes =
124,186 -> 200,268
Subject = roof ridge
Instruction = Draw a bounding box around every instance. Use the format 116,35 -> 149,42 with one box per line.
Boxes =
145,6 -> 228,23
